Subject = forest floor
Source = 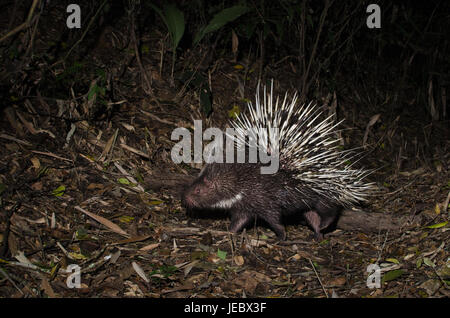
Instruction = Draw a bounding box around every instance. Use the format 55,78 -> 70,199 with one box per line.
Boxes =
1,64 -> 448,297
0,3 -> 449,298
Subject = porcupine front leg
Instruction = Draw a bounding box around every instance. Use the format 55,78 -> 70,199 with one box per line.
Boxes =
258,212 -> 286,240
269,222 -> 286,240
229,210 -> 253,234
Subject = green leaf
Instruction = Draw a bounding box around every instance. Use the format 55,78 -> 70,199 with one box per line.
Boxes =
89,86 -> 98,100
119,216 -> 135,223
381,269 -> 404,283
117,178 -> 130,185
423,257 -> 435,268
386,258 -> 400,264
163,4 -> 185,50
194,5 -> 249,45
52,185 -> 65,197
135,171 -> 144,183
228,105 -> 240,119
217,249 -> 227,260
191,250 -> 208,260
96,68 -> 106,81
69,252 -> 87,260
88,83 -> 105,101
319,239 -> 330,245
149,200 -> 163,205
425,221 -> 448,229
149,3 -> 185,51
416,258 -> 423,269
75,227 -> 88,240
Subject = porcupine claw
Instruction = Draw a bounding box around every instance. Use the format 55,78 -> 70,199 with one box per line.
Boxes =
313,232 -> 324,242
270,223 -> 286,240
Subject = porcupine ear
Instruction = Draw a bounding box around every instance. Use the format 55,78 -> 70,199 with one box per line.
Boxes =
202,174 -> 214,189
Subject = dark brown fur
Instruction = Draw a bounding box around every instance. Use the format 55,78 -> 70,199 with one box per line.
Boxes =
182,163 -> 341,240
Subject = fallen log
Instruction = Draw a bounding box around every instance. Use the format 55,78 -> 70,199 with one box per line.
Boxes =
337,209 -> 405,233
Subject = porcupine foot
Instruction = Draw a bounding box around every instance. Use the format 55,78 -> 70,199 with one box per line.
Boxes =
304,210 -> 337,241
259,214 -> 286,240
304,211 -> 324,241
230,211 -> 287,240
271,224 -> 286,240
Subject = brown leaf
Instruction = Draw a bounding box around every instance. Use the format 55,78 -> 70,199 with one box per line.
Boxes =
233,271 -> 265,295
31,181 -> 43,191
113,235 -> 152,246
41,278 -> 59,298
87,183 -> 105,190
139,242 -> 160,251
74,206 -> 129,237
234,255 -> 244,266
329,276 -> 347,287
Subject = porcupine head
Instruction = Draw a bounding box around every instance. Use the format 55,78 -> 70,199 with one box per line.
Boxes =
182,133 -> 261,213
182,163 -> 237,211
181,161 -> 288,238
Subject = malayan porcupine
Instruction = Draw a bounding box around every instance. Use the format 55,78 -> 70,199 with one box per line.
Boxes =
181,82 -> 375,240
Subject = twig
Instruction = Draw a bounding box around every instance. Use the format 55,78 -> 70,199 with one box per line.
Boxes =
443,191 -> 450,214
4,260 -> 50,273
113,161 -> 145,192
128,2 -> 160,106
140,110 -> 178,126
25,0 -> 44,57
120,143 -> 151,159
56,242 -> 76,261
308,258 -> 329,298
0,134 -> 32,146
31,150 -> 73,163
375,231 -> 389,264
0,0 -> 39,43
0,267 -> 24,295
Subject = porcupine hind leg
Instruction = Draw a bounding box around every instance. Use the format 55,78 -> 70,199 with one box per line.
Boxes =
304,203 -> 340,241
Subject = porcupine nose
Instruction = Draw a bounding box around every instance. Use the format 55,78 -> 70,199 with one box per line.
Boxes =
181,192 -> 194,208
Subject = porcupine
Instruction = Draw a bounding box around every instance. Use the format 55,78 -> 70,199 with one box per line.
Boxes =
181,82 -> 375,240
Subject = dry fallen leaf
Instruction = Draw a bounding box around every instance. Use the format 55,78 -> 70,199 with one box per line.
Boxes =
74,206 -> 129,237
41,277 -> 59,298
30,157 -> 40,170
139,243 -> 160,251
329,276 -> 347,286
234,255 -> 244,266
132,261 -> 149,283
